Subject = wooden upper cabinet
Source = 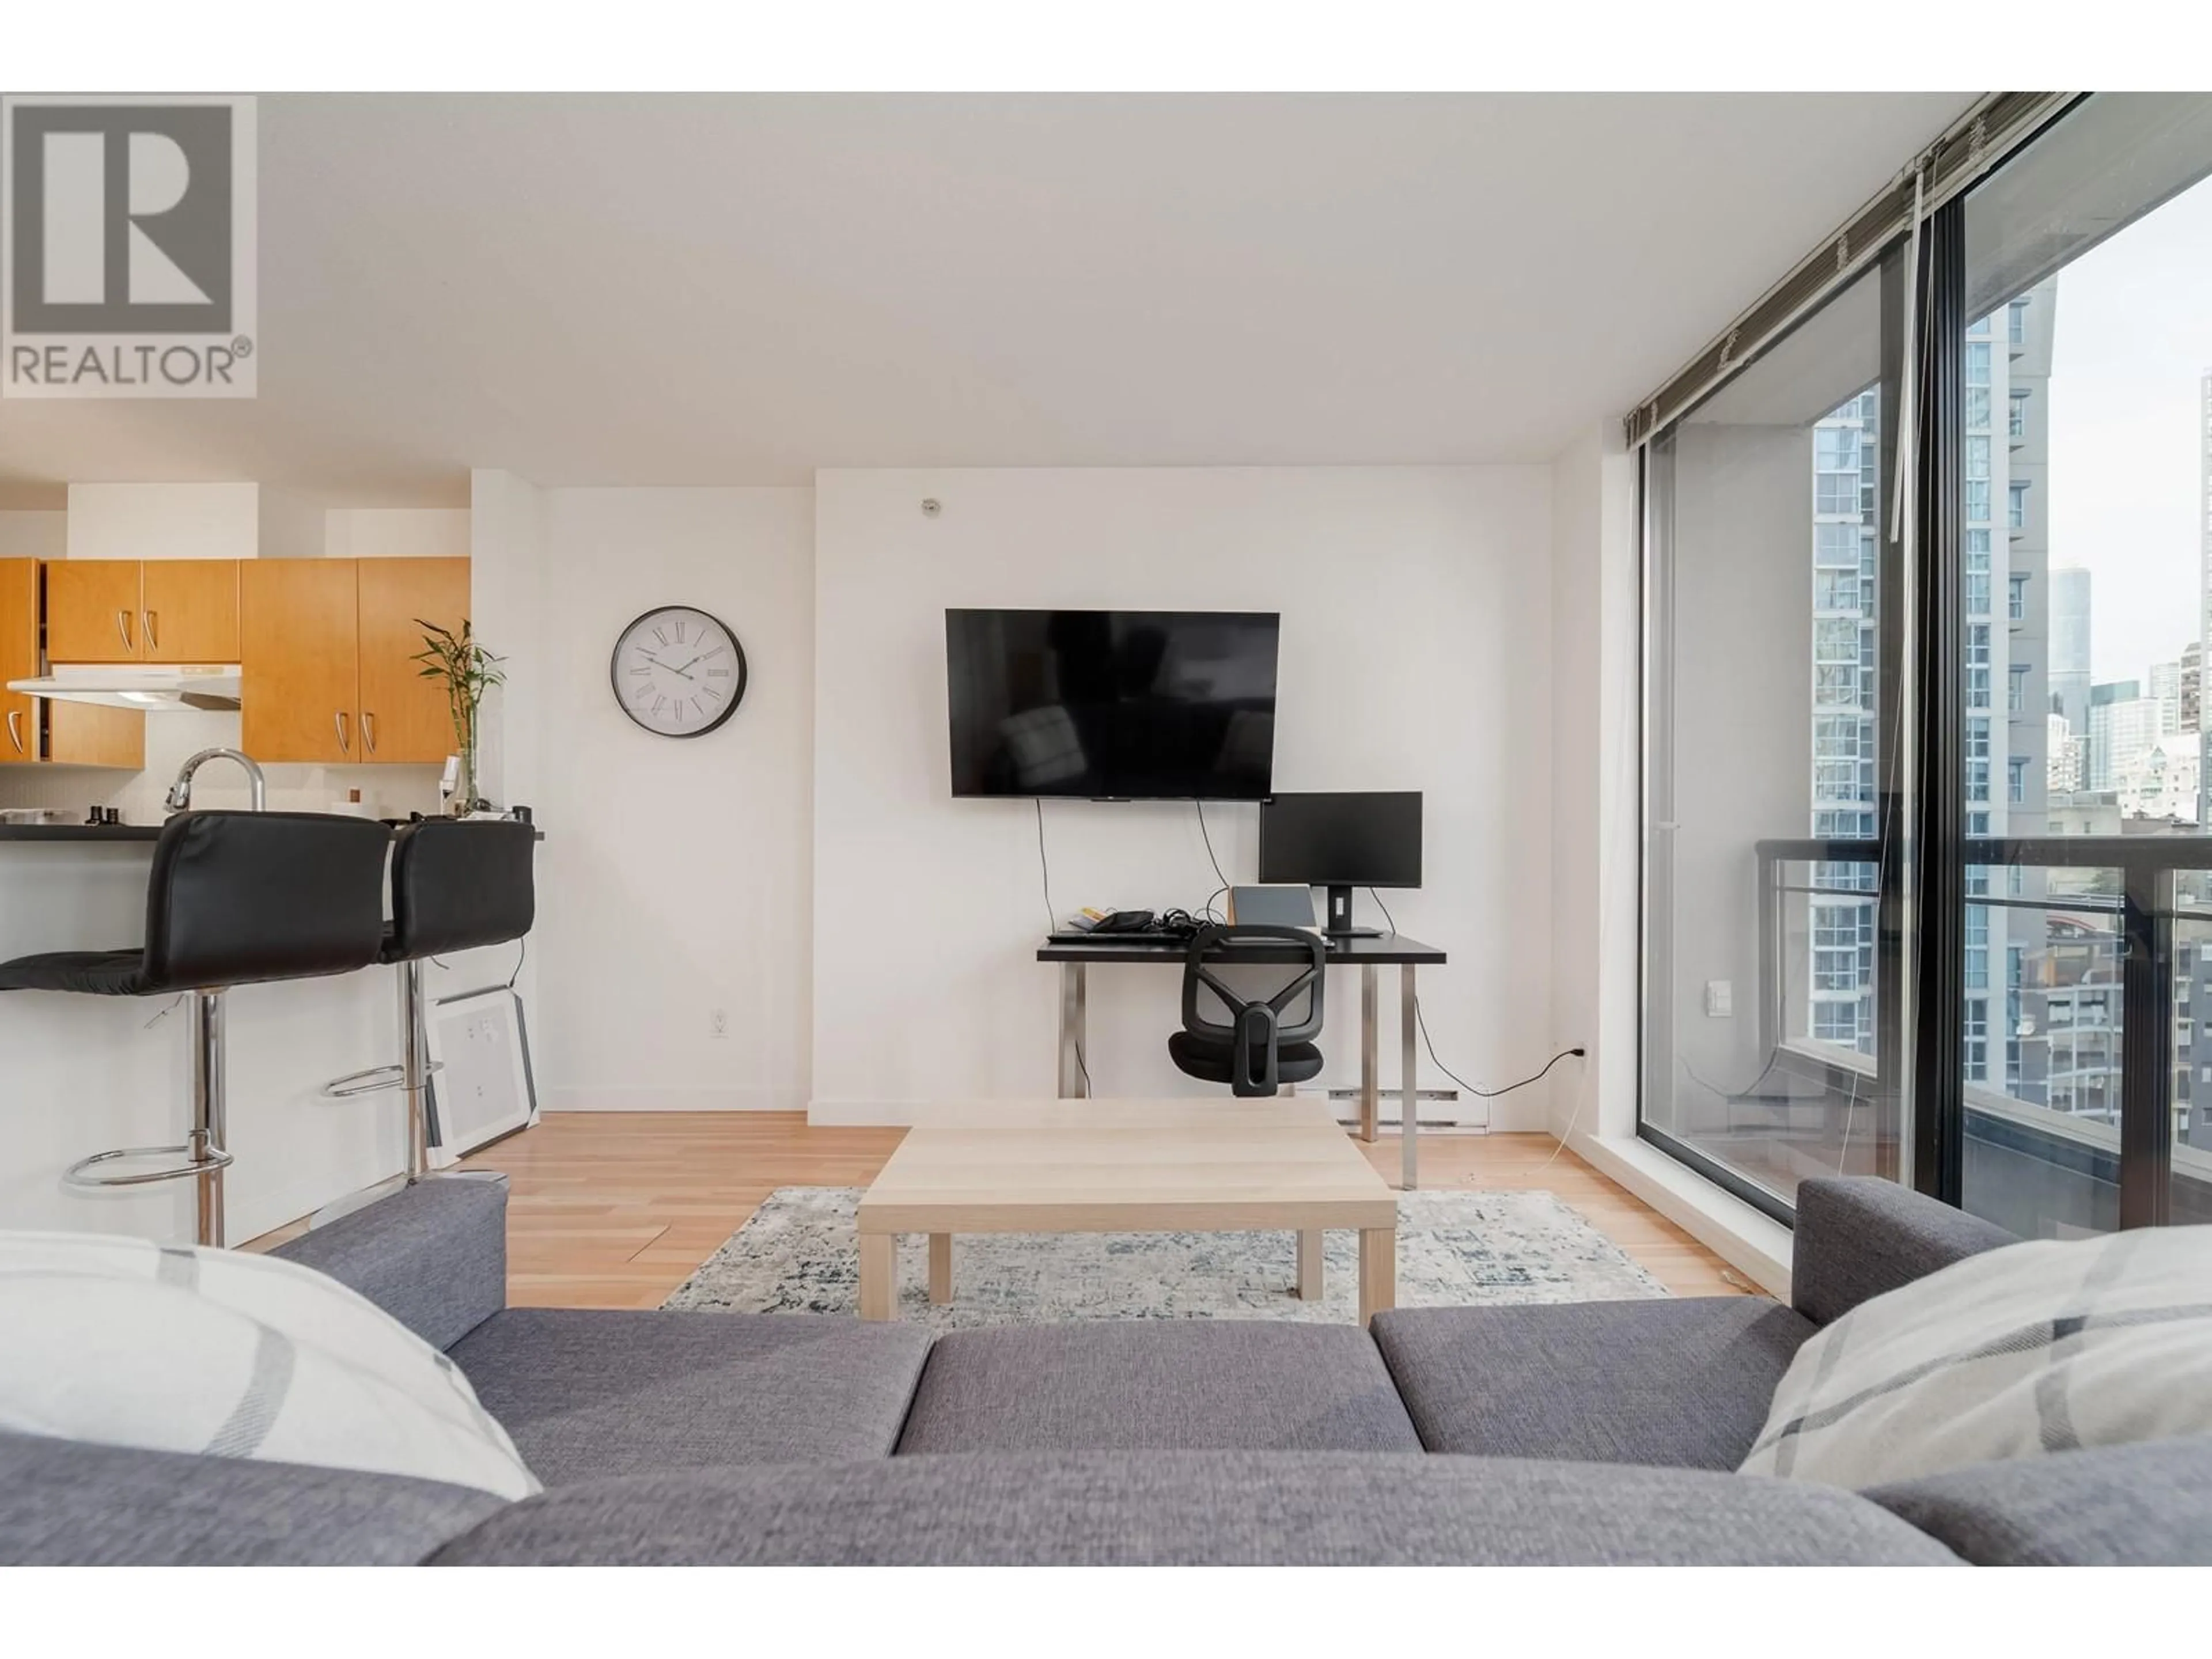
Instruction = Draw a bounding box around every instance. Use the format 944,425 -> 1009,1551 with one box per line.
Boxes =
44,560 -> 143,662
357,557 -> 470,764
139,559 -> 240,662
43,558 -> 240,663
240,559 -> 361,763
0,560 -> 37,764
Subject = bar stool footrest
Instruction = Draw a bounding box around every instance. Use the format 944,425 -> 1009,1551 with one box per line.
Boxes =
65,1143 -> 235,1190
322,1059 -> 445,1099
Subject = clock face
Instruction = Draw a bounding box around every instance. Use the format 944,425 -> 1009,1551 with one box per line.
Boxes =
609,607 -> 748,738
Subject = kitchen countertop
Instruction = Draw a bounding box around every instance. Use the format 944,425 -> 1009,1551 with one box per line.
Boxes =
0,821 -> 545,843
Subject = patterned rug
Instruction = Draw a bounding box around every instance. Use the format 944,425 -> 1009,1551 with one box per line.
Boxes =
663,1187 -> 1666,1328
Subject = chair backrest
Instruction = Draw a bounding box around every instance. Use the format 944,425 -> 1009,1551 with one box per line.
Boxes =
1180,923 -> 1327,1094
388,819 -> 538,961
141,811 -> 393,991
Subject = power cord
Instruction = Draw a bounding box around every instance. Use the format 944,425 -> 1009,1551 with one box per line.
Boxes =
1035,798 -> 1092,1092
1370,891 -> 1584,1104
1033,798 -> 1058,935
1194,799 -> 1230,922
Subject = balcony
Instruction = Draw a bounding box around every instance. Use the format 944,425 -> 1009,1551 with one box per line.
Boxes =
1729,836 -> 2212,1236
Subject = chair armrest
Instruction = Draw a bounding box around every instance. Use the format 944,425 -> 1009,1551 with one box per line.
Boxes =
272,1173 -> 508,1351
1790,1177 -> 2017,1325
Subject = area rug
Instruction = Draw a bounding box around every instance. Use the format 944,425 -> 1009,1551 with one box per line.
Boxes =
662,1187 -> 1666,1328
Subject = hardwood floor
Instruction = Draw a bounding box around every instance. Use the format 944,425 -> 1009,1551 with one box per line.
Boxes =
399,1112 -> 1753,1308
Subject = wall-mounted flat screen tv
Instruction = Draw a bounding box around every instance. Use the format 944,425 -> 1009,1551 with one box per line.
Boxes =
945,608 -> 1280,800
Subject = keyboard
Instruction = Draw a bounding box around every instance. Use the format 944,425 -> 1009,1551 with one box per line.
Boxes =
1047,930 -> 1190,946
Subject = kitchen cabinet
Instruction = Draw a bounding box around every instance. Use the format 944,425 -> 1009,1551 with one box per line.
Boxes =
240,557 -> 470,764
0,559 -> 144,768
43,561 -> 145,662
140,560 -> 241,662
0,560 -> 37,764
240,559 -> 362,763
357,558 -> 469,763
44,559 -> 240,664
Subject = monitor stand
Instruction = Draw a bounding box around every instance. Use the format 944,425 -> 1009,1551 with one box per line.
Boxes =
1323,884 -> 1384,939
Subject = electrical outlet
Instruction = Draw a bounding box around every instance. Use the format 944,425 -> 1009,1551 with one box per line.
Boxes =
709,1008 -> 729,1039
1705,980 -> 1733,1018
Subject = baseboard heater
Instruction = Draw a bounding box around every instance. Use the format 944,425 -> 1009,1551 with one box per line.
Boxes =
1301,1086 -> 1483,1131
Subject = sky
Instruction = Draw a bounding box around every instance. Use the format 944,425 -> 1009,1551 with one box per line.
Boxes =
2040,169 -> 2212,688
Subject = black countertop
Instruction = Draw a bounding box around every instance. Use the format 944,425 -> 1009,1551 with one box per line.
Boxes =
0,821 -> 544,843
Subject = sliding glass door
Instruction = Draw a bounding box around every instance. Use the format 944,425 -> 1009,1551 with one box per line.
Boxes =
1641,92 -> 2212,1233
1642,260 -> 1911,1218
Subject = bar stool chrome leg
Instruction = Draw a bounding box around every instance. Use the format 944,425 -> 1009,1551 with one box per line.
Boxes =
192,990 -> 226,1247
64,987 -> 233,1248
324,959 -> 441,1183
403,959 -> 429,1181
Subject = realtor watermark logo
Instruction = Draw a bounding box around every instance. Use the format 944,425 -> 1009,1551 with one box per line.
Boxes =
2,94 -> 256,397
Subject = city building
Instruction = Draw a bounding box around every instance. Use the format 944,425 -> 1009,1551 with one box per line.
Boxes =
2089,687 -> 2167,792
2048,565 -> 2092,741
2115,733 -> 2202,821
2151,658 -> 2187,733
2048,711 -> 2083,793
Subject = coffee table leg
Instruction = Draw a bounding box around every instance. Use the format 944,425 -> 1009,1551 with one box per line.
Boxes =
929,1233 -> 954,1304
859,1233 -> 896,1320
1358,1228 -> 1396,1325
1296,1230 -> 1324,1300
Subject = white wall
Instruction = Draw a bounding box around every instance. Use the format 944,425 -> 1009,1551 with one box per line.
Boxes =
531,487 -> 816,1111
0,510 -> 66,559
67,482 -> 258,561
326,507 -> 471,561
1547,424 -> 1641,1146
810,467 -> 1556,1127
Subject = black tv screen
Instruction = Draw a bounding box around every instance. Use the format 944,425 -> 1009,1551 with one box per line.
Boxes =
945,609 -> 1280,799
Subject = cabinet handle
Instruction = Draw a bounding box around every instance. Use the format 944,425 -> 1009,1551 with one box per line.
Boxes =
335,710 -> 351,754
144,610 -> 158,652
5,709 -> 21,755
116,609 -> 134,653
361,711 -> 377,756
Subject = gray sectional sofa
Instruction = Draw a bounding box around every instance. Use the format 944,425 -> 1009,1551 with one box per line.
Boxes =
5,1175 -> 2209,1565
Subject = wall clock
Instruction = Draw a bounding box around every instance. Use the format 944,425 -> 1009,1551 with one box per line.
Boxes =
609,605 -> 748,737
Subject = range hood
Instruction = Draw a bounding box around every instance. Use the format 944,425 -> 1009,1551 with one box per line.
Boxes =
6,664 -> 243,712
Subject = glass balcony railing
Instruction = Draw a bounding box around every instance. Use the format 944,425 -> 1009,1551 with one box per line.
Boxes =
1750,836 -> 2212,1236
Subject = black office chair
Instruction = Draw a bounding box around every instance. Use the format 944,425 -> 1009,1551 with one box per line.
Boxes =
0,811 -> 393,1246
1168,923 -> 1327,1097
324,819 -> 537,1180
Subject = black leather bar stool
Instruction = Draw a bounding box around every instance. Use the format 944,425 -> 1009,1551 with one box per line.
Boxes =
0,811 -> 392,1246
324,819 -> 536,1180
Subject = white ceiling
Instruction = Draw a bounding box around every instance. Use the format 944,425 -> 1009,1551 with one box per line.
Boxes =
0,92 -> 1975,505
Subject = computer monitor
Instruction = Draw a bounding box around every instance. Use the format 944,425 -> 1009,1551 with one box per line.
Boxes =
1257,791 -> 1422,937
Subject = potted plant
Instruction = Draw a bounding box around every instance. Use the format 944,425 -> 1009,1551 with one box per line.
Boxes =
411,619 -> 505,816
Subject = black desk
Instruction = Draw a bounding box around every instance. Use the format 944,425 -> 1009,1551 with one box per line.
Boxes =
1035,932 -> 1448,1190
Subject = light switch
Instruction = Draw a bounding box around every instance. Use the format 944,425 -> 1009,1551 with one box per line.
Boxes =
1705,980 -> 1733,1018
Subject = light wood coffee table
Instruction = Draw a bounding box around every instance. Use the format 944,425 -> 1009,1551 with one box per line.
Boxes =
855,1100 -> 1400,1325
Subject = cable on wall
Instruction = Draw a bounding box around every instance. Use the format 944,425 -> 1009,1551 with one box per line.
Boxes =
1035,798 -> 1092,1092
1369,888 -> 1582,1108
1194,798 -> 1230,922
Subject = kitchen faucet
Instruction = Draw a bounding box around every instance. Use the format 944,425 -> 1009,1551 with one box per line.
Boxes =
165,748 -> 267,814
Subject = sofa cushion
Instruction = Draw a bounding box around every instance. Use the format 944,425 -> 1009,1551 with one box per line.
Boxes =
0,1428 -> 504,1566
1865,1434 -> 2212,1566
893,1320 -> 1421,1454
427,1450 -> 1959,1566
1373,1296 -> 1816,1469
1743,1226 -> 2212,1487
272,1173 -> 508,1353
448,1308 -> 932,1484
0,1228 -> 538,1501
